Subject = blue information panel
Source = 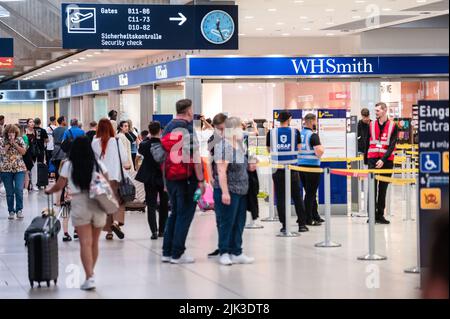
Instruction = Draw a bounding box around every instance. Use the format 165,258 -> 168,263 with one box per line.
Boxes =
418,100 -> 449,281
0,38 -> 13,57
61,4 -> 238,50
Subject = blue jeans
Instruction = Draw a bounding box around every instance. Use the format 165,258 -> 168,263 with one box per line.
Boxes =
1,171 -> 26,213
214,188 -> 247,256
162,178 -> 198,259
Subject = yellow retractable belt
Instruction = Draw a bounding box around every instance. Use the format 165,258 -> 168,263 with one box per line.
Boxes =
375,175 -> 416,185
332,168 -> 419,174
288,165 -> 324,173
321,156 -> 363,163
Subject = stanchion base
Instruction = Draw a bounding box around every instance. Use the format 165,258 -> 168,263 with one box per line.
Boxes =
277,231 -> 300,238
261,217 -> 279,222
403,218 -> 416,222
315,241 -> 342,248
357,254 -> 387,261
352,213 -> 368,218
245,224 -> 264,229
404,266 -> 420,274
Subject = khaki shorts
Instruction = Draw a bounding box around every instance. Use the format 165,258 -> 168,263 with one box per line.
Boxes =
70,192 -> 107,228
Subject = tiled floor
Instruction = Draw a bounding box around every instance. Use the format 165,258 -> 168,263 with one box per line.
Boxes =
0,185 -> 420,299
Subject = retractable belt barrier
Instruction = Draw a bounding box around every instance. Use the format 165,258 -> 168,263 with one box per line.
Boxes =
375,175 -> 416,185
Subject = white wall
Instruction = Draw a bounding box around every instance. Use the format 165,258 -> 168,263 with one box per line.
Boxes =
121,92 -> 141,131
360,28 -> 449,54
202,83 -> 223,119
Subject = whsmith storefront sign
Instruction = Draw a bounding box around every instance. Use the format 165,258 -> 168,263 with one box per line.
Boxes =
188,55 -> 449,77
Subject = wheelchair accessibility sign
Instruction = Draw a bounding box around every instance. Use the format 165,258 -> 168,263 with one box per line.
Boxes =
420,152 -> 441,174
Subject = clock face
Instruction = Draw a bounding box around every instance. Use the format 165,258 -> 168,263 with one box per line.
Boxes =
201,10 -> 235,45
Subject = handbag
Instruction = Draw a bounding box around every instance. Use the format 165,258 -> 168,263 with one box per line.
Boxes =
89,162 -> 119,214
115,138 -> 136,203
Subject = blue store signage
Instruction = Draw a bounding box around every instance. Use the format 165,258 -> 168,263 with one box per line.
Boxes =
188,56 -> 449,77
61,3 -> 238,50
71,58 -> 187,96
418,100 -> 449,282
0,38 -> 14,57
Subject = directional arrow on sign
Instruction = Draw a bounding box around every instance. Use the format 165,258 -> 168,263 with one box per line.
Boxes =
169,12 -> 187,26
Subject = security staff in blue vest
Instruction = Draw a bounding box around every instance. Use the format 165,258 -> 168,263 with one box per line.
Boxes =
266,111 -> 308,233
298,113 -> 325,226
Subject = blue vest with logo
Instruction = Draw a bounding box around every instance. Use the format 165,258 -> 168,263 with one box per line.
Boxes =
270,127 -> 298,164
298,128 -> 321,167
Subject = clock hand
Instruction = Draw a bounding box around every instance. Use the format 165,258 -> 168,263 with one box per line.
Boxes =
216,19 -> 225,41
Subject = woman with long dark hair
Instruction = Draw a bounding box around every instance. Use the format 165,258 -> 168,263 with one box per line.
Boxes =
92,118 -> 130,240
46,136 -> 108,291
22,118 -> 38,191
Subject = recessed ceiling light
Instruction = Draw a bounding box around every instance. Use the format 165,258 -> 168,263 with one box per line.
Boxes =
326,33 -> 335,36
282,33 -> 290,36
238,33 -> 246,36
50,68 -> 56,71
326,21 -> 335,25
382,8 -> 392,11
416,0 -> 427,2
79,57 -> 86,60
294,0 -> 304,3
355,0 -> 366,3
55,66 -> 61,69
72,60 -> 79,63
256,27 -> 264,31
86,54 -> 93,57
303,27 -> 311,31
276,22 -> 285,25
352,15 -> 361,19
268,8 -> 277,12
300,16 -> 308,19
325,8 -> 335,12
244,16 -> 254,19
94,52 -> 102,55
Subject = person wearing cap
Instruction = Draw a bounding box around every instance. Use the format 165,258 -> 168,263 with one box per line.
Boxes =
298,113 -> 325,226
266,111 -> 308,233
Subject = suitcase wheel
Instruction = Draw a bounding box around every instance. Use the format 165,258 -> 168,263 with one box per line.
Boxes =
54,279 -> 57,285
46,281 -> 50,287
30,281 -> 34,288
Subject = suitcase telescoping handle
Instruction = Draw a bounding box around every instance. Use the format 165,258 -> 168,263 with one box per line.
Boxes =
44,193 -> 56,235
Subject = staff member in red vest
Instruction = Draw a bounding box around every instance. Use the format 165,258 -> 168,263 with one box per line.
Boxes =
365,102 -> 398,225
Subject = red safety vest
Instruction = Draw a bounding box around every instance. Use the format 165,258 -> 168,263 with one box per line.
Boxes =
367,120 -> 396,161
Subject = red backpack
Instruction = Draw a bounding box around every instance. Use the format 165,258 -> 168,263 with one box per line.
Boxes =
160,121 -> 194,181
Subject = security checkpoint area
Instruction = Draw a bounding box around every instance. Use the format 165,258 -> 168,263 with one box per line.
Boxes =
0,0 -> 448,309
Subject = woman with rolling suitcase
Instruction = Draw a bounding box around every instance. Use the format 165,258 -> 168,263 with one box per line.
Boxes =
46,136 -> 109,291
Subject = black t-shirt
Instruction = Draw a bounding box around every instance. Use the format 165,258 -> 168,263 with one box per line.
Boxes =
86,130 -> 96,142
34,127 -> 48,151
265,128 -> 301,148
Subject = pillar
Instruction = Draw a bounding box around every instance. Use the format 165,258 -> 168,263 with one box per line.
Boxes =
140,85 -> 154,131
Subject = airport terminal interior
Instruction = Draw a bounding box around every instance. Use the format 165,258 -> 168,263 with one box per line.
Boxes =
0,0 -> 449,300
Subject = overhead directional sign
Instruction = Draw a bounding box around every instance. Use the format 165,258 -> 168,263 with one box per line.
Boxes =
61,4 -> 238,50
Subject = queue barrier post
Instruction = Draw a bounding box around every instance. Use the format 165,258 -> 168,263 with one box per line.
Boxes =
405,171 -> 421,274
262,166 -> 279,222
277,165 -> 300,238
404,156 -> 414,221
315,167 -> 341,248
358,172 -> 387,261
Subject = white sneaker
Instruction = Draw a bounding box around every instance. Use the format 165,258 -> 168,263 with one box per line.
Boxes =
23,189 -> 28,196
32,186 -> 40,192
219,253 -> 233,266
170,254 -> 195,264
80,277 -> 96,291
8,212 -> 15,220
16,211 -> 24,219
161,256 -> 171,263
231,254 -> 255,264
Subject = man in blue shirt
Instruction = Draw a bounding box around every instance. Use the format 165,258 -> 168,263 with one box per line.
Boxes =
62,118 -> 85,142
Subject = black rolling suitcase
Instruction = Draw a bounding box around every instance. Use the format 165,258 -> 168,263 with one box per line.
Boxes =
27,194 -> 60,288
37,162 -> 49,187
